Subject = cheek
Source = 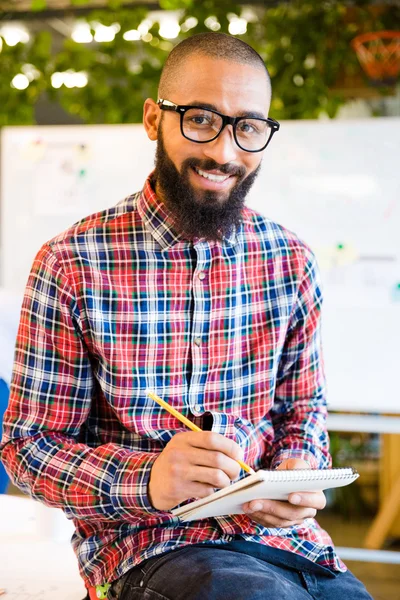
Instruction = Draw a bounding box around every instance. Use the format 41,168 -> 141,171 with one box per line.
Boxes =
172,145 -> 205,173
162,134 -> 198,171
245,156 -> 262,173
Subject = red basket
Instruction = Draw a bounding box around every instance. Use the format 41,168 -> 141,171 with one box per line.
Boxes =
351,30 -> 400,85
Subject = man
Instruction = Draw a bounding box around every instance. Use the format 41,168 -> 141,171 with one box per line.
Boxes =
1,33 -> 372,600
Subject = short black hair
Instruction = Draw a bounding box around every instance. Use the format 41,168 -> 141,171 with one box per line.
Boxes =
158,32 -> 271,98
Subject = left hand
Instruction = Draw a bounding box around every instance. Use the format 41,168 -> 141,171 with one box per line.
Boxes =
242,458 -> 326,528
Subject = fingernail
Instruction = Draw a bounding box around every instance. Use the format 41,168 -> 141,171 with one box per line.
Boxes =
250,502 -> 262,512
290,494 -> 301,505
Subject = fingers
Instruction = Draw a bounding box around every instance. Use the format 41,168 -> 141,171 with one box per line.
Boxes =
189,465 -> 232,490
165,465 -> 233,508
187,447 -> 242,481
247,515 -> 308,529
243,498 -> 318,527
185,431 -> 244,463
172,431 -> 244,481
288,491 -> 326,510
185,481 -> 217,500
159,438 -> 241,492
166,441 -> 242,482
149,431 -> 246,511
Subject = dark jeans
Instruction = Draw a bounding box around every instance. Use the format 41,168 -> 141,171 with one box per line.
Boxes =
108,540 -> 374,600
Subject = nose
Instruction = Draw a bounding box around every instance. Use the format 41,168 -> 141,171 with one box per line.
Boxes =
202,124 -> 239,165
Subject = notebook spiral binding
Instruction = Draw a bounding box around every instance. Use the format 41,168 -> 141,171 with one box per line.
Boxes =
268,468 -> 358,482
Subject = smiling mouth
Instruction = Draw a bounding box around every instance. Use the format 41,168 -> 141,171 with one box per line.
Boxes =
193,166 -> 232,183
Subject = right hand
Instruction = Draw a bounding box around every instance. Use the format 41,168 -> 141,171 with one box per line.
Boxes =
148,431 -> 244,511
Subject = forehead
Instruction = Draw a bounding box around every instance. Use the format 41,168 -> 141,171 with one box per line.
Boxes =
166,55 -> 271,116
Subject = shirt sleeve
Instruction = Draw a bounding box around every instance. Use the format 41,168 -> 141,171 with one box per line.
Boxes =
269,247 -> 332,470
0,244 -> 165,523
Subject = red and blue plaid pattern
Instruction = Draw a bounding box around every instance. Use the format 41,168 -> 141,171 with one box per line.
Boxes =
1,176 -> 343,587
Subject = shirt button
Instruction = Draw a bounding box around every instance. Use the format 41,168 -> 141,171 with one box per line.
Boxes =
194,337 -> 202,346
198,272 -> 206,280
194,404 -> 202,413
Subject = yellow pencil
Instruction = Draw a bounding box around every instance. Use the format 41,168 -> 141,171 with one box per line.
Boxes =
147,391 -> 255,475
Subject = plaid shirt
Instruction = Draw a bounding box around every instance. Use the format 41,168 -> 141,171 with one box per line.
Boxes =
1,175 -> 345,587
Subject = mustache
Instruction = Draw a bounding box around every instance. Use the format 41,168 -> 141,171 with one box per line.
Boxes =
182,157 -> 246,178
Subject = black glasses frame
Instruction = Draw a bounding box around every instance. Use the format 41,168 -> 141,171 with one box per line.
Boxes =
157,98 -> 280,153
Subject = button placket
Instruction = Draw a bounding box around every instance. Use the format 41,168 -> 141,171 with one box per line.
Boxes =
192,264 -> 205,350
189,246 -> 210,418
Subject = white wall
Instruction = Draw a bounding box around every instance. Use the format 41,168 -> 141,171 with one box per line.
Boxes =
1,119 -> 399,412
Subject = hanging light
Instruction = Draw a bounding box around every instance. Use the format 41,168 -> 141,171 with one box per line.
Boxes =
71,22 -> 93,44
123,30 -> 141,41
204,16 -> 221,32
22,64 -> 41,81
74,72 -> 89,88
51,70 -> 88,88
94,25 -> 115,42
64,71 -> 76,88
159,15 -> 180,40
138,19 -> 153,35
11,74 -> 30,90
1,24 -> 30,46
181,17 -> 198,32
228,15 -> 247,36
51,72 -> 64,89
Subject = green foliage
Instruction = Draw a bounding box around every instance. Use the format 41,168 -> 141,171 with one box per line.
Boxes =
329,431 -> 379,517
1,0 -> 399,125
71,0 -> 95,5
31,0 -> 47,11
159,0 -> 194,9
0,31 -> 50,125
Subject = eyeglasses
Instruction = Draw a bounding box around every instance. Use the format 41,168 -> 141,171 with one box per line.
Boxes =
157,99 -> 280,153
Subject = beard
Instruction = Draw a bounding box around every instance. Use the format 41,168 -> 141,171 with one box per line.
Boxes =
152,127 -> 261,242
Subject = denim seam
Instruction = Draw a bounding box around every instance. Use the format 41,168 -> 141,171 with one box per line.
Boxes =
206,543 -> 337,578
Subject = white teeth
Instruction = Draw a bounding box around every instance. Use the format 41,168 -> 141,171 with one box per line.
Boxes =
195,167 -> 230,183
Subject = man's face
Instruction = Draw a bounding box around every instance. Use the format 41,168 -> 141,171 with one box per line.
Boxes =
146,56 -> 271,241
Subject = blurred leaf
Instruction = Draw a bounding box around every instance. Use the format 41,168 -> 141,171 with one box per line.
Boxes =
159,0 -> 193,9
107,0 -> 124,8
31,0 -> 47,10
33,31 -> 52,59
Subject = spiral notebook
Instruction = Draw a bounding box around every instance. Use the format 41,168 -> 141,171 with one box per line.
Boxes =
171,467 -> 359,522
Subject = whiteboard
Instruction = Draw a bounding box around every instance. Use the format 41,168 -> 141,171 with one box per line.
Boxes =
1,119 -> 399,413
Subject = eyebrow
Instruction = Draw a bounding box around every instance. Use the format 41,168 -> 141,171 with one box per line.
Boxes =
187,100 -> 267,120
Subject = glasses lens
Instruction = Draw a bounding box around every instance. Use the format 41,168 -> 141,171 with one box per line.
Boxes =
235,118 -> 272,151
182,108 -> 223,142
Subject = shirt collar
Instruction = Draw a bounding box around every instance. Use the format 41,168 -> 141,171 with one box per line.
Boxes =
137,174 -> 239,250
137,175 -> 183,250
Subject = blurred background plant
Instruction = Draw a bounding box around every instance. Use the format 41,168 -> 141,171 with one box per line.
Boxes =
328,430 -> 380,517
0,0 -> 399,125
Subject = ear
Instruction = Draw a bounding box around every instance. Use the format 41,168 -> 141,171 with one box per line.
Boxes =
143,98 -> 161,141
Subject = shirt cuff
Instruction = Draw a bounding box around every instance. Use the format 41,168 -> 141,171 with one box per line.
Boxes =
110,451 -> 170,519
270,449 -> 320,470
